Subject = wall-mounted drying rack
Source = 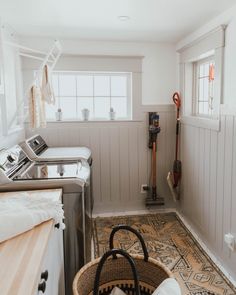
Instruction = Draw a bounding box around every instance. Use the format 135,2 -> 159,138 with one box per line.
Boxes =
4,39 -> 62,88
3,39 -> 62,126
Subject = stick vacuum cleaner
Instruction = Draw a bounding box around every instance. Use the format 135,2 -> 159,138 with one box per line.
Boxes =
146,113 -> 164,206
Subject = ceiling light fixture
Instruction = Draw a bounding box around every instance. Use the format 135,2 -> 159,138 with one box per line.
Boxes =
118,16 -> 130,21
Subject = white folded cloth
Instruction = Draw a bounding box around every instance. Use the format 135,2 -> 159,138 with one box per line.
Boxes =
110,287 -> 126,295
0,192 -> 65,243
109,278 -> 181,295
152,278 -> 181,295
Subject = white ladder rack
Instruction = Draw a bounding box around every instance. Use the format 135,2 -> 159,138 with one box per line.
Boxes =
4,39 -> 62,124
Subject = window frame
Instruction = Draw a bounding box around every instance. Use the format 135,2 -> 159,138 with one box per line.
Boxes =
177,25 -> 225,130
49,71 -> 132,121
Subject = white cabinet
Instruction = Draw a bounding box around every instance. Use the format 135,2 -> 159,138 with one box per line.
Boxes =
35,224 -> 65,295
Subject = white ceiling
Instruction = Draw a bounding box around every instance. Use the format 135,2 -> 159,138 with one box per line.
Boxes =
0,0 -> 235,42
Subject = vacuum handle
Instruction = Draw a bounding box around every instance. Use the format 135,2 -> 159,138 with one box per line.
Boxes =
176,119 -> 180,136
93,249 -> 141,295
173,92 -> 181,111
109,225 -> 149,262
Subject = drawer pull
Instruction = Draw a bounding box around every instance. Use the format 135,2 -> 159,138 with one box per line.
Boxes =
38,281 -> 46,293
41,270 -> 49,281
55,223 -> 60,229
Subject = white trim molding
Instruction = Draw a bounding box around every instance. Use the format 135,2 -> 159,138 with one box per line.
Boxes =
181,115 -> 220,131
220,104 -> 236,116
177,25 -> 226,62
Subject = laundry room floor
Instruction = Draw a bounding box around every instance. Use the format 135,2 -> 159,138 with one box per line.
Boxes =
93,213 -> 236,295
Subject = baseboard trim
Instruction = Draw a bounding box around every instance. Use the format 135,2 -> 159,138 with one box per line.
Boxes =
175,210 -> 236,288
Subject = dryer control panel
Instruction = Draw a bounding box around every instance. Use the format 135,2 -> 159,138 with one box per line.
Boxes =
27,135 -> 48,155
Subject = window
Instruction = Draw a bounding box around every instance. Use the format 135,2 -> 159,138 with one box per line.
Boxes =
193,57 -> 215,117
46,71 -> 132,121
178,25 -> 225,127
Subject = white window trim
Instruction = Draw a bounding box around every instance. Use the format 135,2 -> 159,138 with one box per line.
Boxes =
177,25 -> 225,131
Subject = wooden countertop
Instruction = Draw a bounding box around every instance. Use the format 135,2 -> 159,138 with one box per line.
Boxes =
0,189 -> 62,295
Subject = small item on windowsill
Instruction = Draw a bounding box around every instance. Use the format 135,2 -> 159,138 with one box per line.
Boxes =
82,108 -> 90,121
55,108 -> 62,121
109,107 -> 116,120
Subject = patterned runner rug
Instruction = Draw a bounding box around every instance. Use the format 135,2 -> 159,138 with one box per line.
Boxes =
93,212 -> 236,295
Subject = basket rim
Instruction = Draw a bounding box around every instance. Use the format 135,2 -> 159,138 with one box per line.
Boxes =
72,254 -> 173,295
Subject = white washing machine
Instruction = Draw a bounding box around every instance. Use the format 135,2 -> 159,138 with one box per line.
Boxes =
20,134 -> 94,212
20,134 -> 92,163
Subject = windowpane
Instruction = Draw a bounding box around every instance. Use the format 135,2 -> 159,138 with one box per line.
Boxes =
198,102 -> 204,114
94,97 -> 110,118
203,63 -> 209,77
94,76 -> 110,96
203,78 -> 209,101
77,76 -> 93,96
195,57 -> 215,117
60,97 -> 77,119
45,102 -> 58,120
52,75 -> 59,96
78,97 -> 93,119
111,76 -> 127,96
198,101 -> 209,115
199,79 -> 204,100
199,64 -> 204,77
59,75 -> 76,96
111,97 -> 127,118
46,72 -> 131,121
203,102 -> 209,114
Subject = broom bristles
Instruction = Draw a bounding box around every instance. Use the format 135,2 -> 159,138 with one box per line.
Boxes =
167,172 -> 179,202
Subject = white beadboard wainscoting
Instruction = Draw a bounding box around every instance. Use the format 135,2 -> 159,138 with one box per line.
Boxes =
179,111 -> 236,280
25,108 -> 176,213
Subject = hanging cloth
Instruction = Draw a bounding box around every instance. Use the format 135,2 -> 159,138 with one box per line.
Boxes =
29,85 -> 46,129
209,64 -> 215,81
41,64 -> 55,105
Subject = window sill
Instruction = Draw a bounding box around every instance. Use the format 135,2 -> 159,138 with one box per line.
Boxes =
25,119 -> 143,124
4,125 -> 24,136
181,115 -> 220,131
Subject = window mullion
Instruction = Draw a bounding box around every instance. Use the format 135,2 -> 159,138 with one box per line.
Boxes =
75,75 -> 78,119
93,75 -> 95,119
109,76 -> 111,113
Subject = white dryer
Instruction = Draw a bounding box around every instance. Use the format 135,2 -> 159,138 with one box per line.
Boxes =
20,134 -> 92,163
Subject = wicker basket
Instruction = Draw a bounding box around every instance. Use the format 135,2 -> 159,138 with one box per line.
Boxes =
73,225 -> 173,295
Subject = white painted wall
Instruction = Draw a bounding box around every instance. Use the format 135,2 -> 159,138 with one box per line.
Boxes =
20,37 -> 177,105
25,106 -> 176,212
177,3 -> 236,281
21,36 -> 177,211
0,24 -> 25,148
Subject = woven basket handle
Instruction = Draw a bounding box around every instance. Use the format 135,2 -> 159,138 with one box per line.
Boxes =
93,248 -> 141,295
109,225 -> 149,262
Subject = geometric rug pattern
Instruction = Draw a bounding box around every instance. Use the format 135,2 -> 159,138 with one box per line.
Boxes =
93,213 -> 236,295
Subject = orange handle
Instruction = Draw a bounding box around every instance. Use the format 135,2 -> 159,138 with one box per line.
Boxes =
173,92 -> 181,109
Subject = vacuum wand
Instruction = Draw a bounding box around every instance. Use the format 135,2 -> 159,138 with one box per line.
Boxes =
146,113 -> 164,206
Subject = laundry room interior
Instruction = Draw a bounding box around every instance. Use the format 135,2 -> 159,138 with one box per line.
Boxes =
0,1 -> 236,295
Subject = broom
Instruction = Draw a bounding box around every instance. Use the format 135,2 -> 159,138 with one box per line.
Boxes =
167,92 -> 181,202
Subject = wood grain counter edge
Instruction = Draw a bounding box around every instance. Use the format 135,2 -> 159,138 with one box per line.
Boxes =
0,189 -> 62,295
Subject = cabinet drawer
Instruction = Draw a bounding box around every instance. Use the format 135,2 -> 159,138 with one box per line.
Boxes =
36,224 -> 65,295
